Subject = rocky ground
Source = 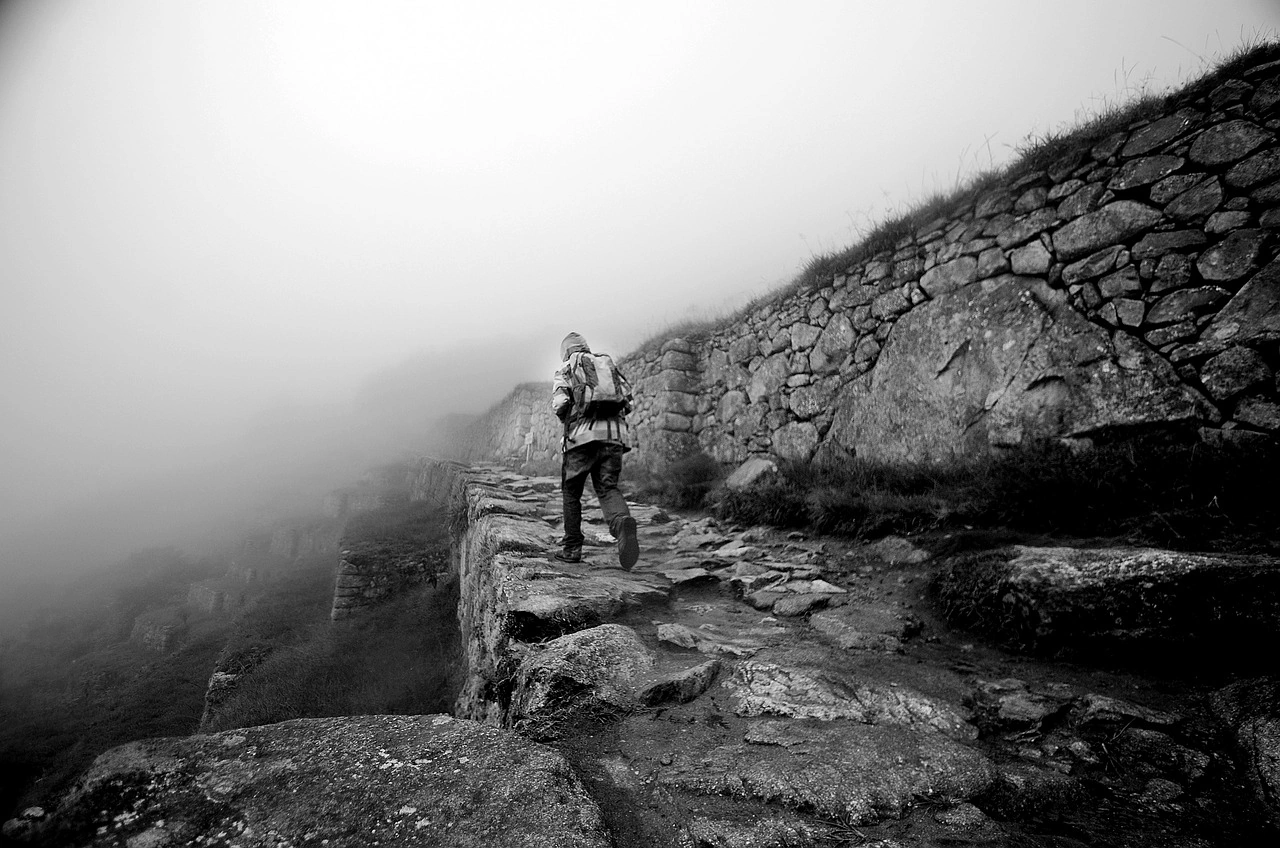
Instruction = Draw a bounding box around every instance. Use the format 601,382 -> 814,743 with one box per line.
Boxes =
11,466 -> 1280,848
459,468 -> 1280,847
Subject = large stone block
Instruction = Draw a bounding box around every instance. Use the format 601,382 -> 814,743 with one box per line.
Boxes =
1188,119 -> 1272,166
1052,201 -> 1163,261
920,256 -> 979,296
1201,346 -> 1273,401
824,277 -> 1209,462
1198,229 -> 1265,283
20,716 -> 613,848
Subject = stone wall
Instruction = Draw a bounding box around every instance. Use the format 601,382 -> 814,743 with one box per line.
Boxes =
462,53 -> 1280,472
328,459 -> 462,621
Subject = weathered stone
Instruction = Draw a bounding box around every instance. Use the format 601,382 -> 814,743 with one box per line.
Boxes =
1015,185 -> 1049,212
1254,178 -> 1280,205
1251,78 -> 1280,113
660,350 -> 699,372
717,390 -> 748,425
1109,155 -> 1183,190
1197,229 -> 1265,283
725,456 -> 778,490
1146,286 -> 1230,325
996,208 -> 1059,250
1235,395 -> 1280,430
1011,240 -> 1052,275
1207,210 -> 1253,234
772,421 -> 819,462
1227,148 -> 1280,188
810,605 -> 920,652
661,719 -> 994,826
772,595 -> 830,617
1062,245 -> 1124,284
505,565 -> 670,640
1115,298 -> 1145,327
1188,120 -> 1272,166
1200,347 -> 1273,401
1150,253 -> 1192,294
1122,113 -> 1194,157
1093,131 -> 1127,160
657,390 -> 699,417
1145,321 -> 1197,347
1212,678 -> 1280,817
22,716 -> 611,848
655,621 -> 781,656
977,245 -> 1011,278
1052,201 -> 1163,261
1098,266 -> 1141,299
971,678 -> 1074,727
511,624 -> 656,730
870,289 -> 911,320
1150,175 -> 1200,206
1165,176 -> 1224,221
920,256 -> 978,296
1131,230 -> 1207,259
638,659 -> 722,707
656,412 -> 693,432
728,335 -> 756,364
1059,182 -> 1106,219
825,277 -> 1208,461
809,313 -> 856,374
975,190 -> 1014,217
726,661 -> 975,738
935,545 -> 1280,658
790,322 -> 821,350
747,353 -> 789,403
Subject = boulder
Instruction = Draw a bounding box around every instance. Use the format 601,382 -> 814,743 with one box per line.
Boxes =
1052,201 -> 1162,261
724,455 -> 779,490
824,277 -> 1208,462
9,715 -> 610,848
504,558 -> 670,640
1201,255 -> 1280,351
725,661 -> 975,739
934,545 -> 1280,660
1212,678 -> 1280,815
661,719 -> 994,825
510,624 -> 656,734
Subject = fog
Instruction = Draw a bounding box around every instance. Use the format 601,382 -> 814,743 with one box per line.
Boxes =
2,1 -> 1277,585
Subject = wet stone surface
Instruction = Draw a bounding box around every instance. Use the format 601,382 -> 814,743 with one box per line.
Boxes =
443,466 -> 1280,848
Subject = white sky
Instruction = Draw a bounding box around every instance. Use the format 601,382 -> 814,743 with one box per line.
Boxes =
2,0 -> 1278,566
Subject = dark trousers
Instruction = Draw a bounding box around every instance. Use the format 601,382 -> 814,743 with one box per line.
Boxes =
561,441 -> 631,550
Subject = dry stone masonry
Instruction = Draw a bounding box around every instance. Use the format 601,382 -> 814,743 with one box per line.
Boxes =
463,54 -> 1280,471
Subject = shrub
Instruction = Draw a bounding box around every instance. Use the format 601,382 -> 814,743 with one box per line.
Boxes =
204,577 -> 462,731
708,433 -> 1280,552
633,452 -> 726,510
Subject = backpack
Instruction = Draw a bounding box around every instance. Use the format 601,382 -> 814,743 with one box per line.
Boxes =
567,352 -> 627,421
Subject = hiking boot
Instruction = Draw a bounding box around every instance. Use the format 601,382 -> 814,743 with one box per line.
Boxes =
617,517 -> 639,571
553,548 -> 582,564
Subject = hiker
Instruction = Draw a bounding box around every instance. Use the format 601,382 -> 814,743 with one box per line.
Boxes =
551,332 -> 640,569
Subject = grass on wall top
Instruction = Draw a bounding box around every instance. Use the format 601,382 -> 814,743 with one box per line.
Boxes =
630,38 -> 1280,359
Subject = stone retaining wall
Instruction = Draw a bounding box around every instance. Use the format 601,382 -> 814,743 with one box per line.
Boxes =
462,53 -> 1280,471
327,459 -> 462,621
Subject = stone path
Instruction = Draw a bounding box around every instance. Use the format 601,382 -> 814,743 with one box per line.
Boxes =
452,465 -> 1280,848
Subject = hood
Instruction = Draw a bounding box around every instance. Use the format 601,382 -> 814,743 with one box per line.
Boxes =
560,332 -> 591,361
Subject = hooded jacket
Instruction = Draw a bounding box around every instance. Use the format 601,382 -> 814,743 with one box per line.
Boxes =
551,333 -> 633,452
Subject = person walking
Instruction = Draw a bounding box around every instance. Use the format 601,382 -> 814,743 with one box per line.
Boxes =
550,332 -> 640,569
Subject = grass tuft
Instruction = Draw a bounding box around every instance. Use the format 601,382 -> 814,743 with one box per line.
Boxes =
624,39 -> 1280,363
712,433 -> 1280,552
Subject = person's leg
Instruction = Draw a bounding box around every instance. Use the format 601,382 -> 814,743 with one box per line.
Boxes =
559,446 -> 593,560
589,444 -> 638,569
